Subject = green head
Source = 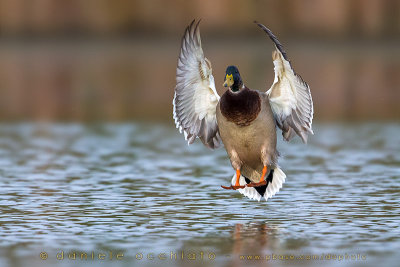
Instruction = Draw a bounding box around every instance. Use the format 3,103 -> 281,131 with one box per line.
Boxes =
223,65 -> 243,92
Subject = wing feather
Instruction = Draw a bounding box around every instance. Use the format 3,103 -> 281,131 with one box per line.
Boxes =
173,20 -> 221,149
255,21 -> 314,143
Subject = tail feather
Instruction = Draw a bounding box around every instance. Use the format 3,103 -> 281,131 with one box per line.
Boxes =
231,167 -> 286,202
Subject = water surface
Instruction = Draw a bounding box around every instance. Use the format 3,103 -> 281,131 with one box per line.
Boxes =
0,122 -> 399,267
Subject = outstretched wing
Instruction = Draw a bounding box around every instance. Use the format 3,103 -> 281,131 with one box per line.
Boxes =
255,22 -> 314,143
173,20 -> 221,149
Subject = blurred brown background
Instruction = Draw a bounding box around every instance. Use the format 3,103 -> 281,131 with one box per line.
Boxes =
0,0 -> 399,122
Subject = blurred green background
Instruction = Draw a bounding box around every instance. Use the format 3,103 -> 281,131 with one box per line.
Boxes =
0,0 -> 399,122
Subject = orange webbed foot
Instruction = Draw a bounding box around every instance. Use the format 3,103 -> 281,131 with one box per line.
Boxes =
221,169 -> 245,190
221,185 -> 246,190
246,180 -> 267,187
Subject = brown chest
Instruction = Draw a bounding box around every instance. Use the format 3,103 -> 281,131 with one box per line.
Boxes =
219,88 -> 261,127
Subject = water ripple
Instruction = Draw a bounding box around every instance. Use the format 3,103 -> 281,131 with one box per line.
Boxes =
0,122 -> 399,266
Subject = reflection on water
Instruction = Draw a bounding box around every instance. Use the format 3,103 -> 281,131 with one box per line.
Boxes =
0,122 -> 399,267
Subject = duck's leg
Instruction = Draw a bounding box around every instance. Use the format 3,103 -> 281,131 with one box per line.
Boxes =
221,150 -> 245,190
221,169 -> 245,190
247,148 -> 270,187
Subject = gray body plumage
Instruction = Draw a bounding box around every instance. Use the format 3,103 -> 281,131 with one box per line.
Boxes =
216,91 -> 278,182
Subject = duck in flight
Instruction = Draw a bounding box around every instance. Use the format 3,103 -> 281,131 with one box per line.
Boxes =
173,20 -> 314,201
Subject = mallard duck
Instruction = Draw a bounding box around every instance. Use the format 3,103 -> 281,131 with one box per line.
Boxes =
173,20 -> 313,201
